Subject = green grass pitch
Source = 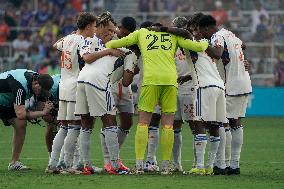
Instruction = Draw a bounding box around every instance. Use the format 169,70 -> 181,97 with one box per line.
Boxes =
0,117 -> 283,189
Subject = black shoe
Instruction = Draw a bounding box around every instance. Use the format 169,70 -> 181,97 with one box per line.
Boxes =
227,167 -> 240,175
213,166 -> 227,175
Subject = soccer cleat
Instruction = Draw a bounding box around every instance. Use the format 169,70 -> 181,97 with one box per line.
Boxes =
106,164 -> 129,175
8,161 -> 31,171
45,166 -> 60,174
188,168 -> 206,175
205,167 -> 214,175
213,166 -> 227,175
160,160 -> 172,175
144,161 -> 160,172
173,164 -> 183,172
92,165 -> 103,174
130,167 -> 144,175
82,165 -> 95,175
56,161 -> 66,170
227,167 -> 240,175
60,167 -> 82,175
117,159 -> 130,171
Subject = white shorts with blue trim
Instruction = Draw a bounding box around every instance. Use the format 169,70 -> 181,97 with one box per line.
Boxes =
226,95 -> 249,119
175,92 -> 197,121
75,82 -> 116,117
196,87 -> 226,123
57,101 -> 80,121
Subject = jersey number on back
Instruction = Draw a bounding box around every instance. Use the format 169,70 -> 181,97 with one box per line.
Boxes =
146,34 -> 172,51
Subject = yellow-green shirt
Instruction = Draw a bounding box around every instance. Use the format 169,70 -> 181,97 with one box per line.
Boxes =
106,28 -> 208,87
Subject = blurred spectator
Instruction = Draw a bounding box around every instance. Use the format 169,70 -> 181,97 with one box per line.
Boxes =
29,45 -> 43,70
254,15 -> 271,42
19,3 -> 34,27
211,0 -> 228,26
93,0 -> 104,13
15,54 -> 28,69
4,7 -> 18,41
275,53 -> 284,86
139,0 -> 151,12
51,0 -> 66,10
39,20 -> 59,43
251,2 -> 269,34
72,0 -> 83,12
12,32 -> 30,59
61,17 -> 75,36
227,1 -> 242,30
35,2 -> 50,26
62,2 -> 77,19
177,0 -> 192,12
0,16 -> 10,44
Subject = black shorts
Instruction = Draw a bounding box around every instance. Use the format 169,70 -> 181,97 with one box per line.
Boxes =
0,105 -> 16,126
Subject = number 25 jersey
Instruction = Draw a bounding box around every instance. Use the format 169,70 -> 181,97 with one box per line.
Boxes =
106,28 -> 208,87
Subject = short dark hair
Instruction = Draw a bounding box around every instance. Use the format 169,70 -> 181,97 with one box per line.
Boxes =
187,13 -> 204,29
76,12 -> 97,30
121,16 -> 136,32
198,15 -> 217,28
37,74 -> 54,91
140,21 -> 153,28
96,11 -> 116,26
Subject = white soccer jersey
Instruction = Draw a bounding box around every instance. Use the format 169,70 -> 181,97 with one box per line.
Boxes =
175,48 -> 195,95
78,41 -> 137,91
56,34 -> 85,102
190,51 -> 225,90
211,28 -> 252,96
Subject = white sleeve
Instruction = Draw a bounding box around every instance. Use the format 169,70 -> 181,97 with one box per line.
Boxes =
124,53 -> 137,73
211,33 -> 225,48
79,37 -> 93,57
55,39 -> 64,51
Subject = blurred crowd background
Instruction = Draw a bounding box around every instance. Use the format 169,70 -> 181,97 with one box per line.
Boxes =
0,0 -> 284,86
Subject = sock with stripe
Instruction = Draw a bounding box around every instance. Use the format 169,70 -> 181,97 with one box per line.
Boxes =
172,128 -> 182,168
225,127 -> 232,167
79,128 -> 92,166
146,125 -> 159,163
207,136 -> 221,168
215,125 -> 226,169
64,124 -> 81,168
230,125 -> 243,169
48,125 -> 68,168
135,123 -> 148,165
104,126 -> 120,169
161,125 -> 174,161
117,127 -> 129,149
100,129 -> 110,165
194,134 -> 207,169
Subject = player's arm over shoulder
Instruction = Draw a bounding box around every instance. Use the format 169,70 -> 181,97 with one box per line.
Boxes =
177,36 -> 209,52
122,51 -> 137,87
206,33 -> 224,59
106,29 -> 140,49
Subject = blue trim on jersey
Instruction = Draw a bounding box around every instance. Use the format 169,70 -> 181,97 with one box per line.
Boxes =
77,81 -> 107,92
59,99 -> 76,103
226,92 -> 252,97
199,85 -> 225,91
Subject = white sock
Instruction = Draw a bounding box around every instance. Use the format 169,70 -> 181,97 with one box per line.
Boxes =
64,124 -> 81,167
48,125 -> 68,168
79,128 -> 92,166
194,134 -> 207,169
104,126 -> 119,169
72,139 -> 81,169
230,125 -> 243,169
225,127 -> 232,167
146,126 -> 159,163
192,136 -> 197,168
215,126 -> 226,169
100,129 -> 110,165
58,147 -> 64,164
207,136 -> 220,168
172,128 -> 182,168
117,127 -> 129,148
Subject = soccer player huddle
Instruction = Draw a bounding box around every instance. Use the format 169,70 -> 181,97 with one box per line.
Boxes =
0,11 -> 251,176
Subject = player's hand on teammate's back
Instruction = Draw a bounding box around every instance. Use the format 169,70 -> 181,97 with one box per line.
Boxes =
43,101 -> 54,115
177,75 -> 192,85
108,49 -> 126,58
